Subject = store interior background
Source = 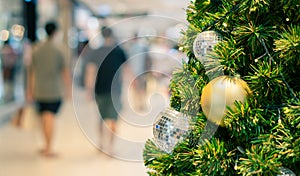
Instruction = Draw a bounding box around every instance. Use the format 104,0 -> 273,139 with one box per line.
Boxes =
0,0 -> 189,106
0,0 -> 190,175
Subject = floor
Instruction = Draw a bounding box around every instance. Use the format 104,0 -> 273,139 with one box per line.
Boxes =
0,73 -> 171,176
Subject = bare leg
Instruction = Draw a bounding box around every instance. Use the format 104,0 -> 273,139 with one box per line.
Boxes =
104,119 -> 117,155
131,79 -> 147,112
11,107 -> 24,128
98,119 -> 104,149
41,111 -> 56,156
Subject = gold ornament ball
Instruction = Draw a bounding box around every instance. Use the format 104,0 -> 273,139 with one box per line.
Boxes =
200,75 -> 250,127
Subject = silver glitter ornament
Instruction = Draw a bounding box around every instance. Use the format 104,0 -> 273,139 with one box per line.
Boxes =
153,108 -> 191,153
193,31 -> 223,79
277,167 -> 296,176
193,30 -> 222,60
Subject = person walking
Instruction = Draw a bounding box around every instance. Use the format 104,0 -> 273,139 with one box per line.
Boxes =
27,21 -> 71,157
85,26 -> 128,154
1,39 -> 18,102
127,33 -> 150,111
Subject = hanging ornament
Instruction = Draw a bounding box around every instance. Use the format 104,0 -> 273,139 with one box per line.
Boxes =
200,75 -> 250,127
153,107 -> 192,153
277,167 -> 296,176
193,30 -> 223,79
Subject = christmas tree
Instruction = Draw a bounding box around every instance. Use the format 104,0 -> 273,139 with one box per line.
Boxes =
143,0 -> 300,175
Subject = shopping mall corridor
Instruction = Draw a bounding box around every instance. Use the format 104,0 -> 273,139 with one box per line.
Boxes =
0,0 -> 188,175
0,73 -> 171,176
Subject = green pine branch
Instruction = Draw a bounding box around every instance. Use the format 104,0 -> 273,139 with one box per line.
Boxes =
143,0 -> 300,175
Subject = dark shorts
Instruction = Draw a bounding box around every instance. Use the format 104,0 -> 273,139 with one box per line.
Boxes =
36,100 -> 62,114
95,94 -> 121,121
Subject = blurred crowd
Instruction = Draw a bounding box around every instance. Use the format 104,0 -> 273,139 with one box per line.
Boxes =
0,21 -> 186,157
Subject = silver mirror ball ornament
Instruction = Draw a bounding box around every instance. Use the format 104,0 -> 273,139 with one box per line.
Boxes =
277,167 -> 296,176
193,30 -> 222,63
193,30 -> 223,79
153,107 -> 191,153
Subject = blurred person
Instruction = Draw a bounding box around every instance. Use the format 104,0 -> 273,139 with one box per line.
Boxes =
77,40 -> 90,88
84,26 -> 127,154
1,39 -> 19,102
147,39 -> 182,98
127,33 -> 150,111
27,21 -> 71,157
11,39 -> 33,128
